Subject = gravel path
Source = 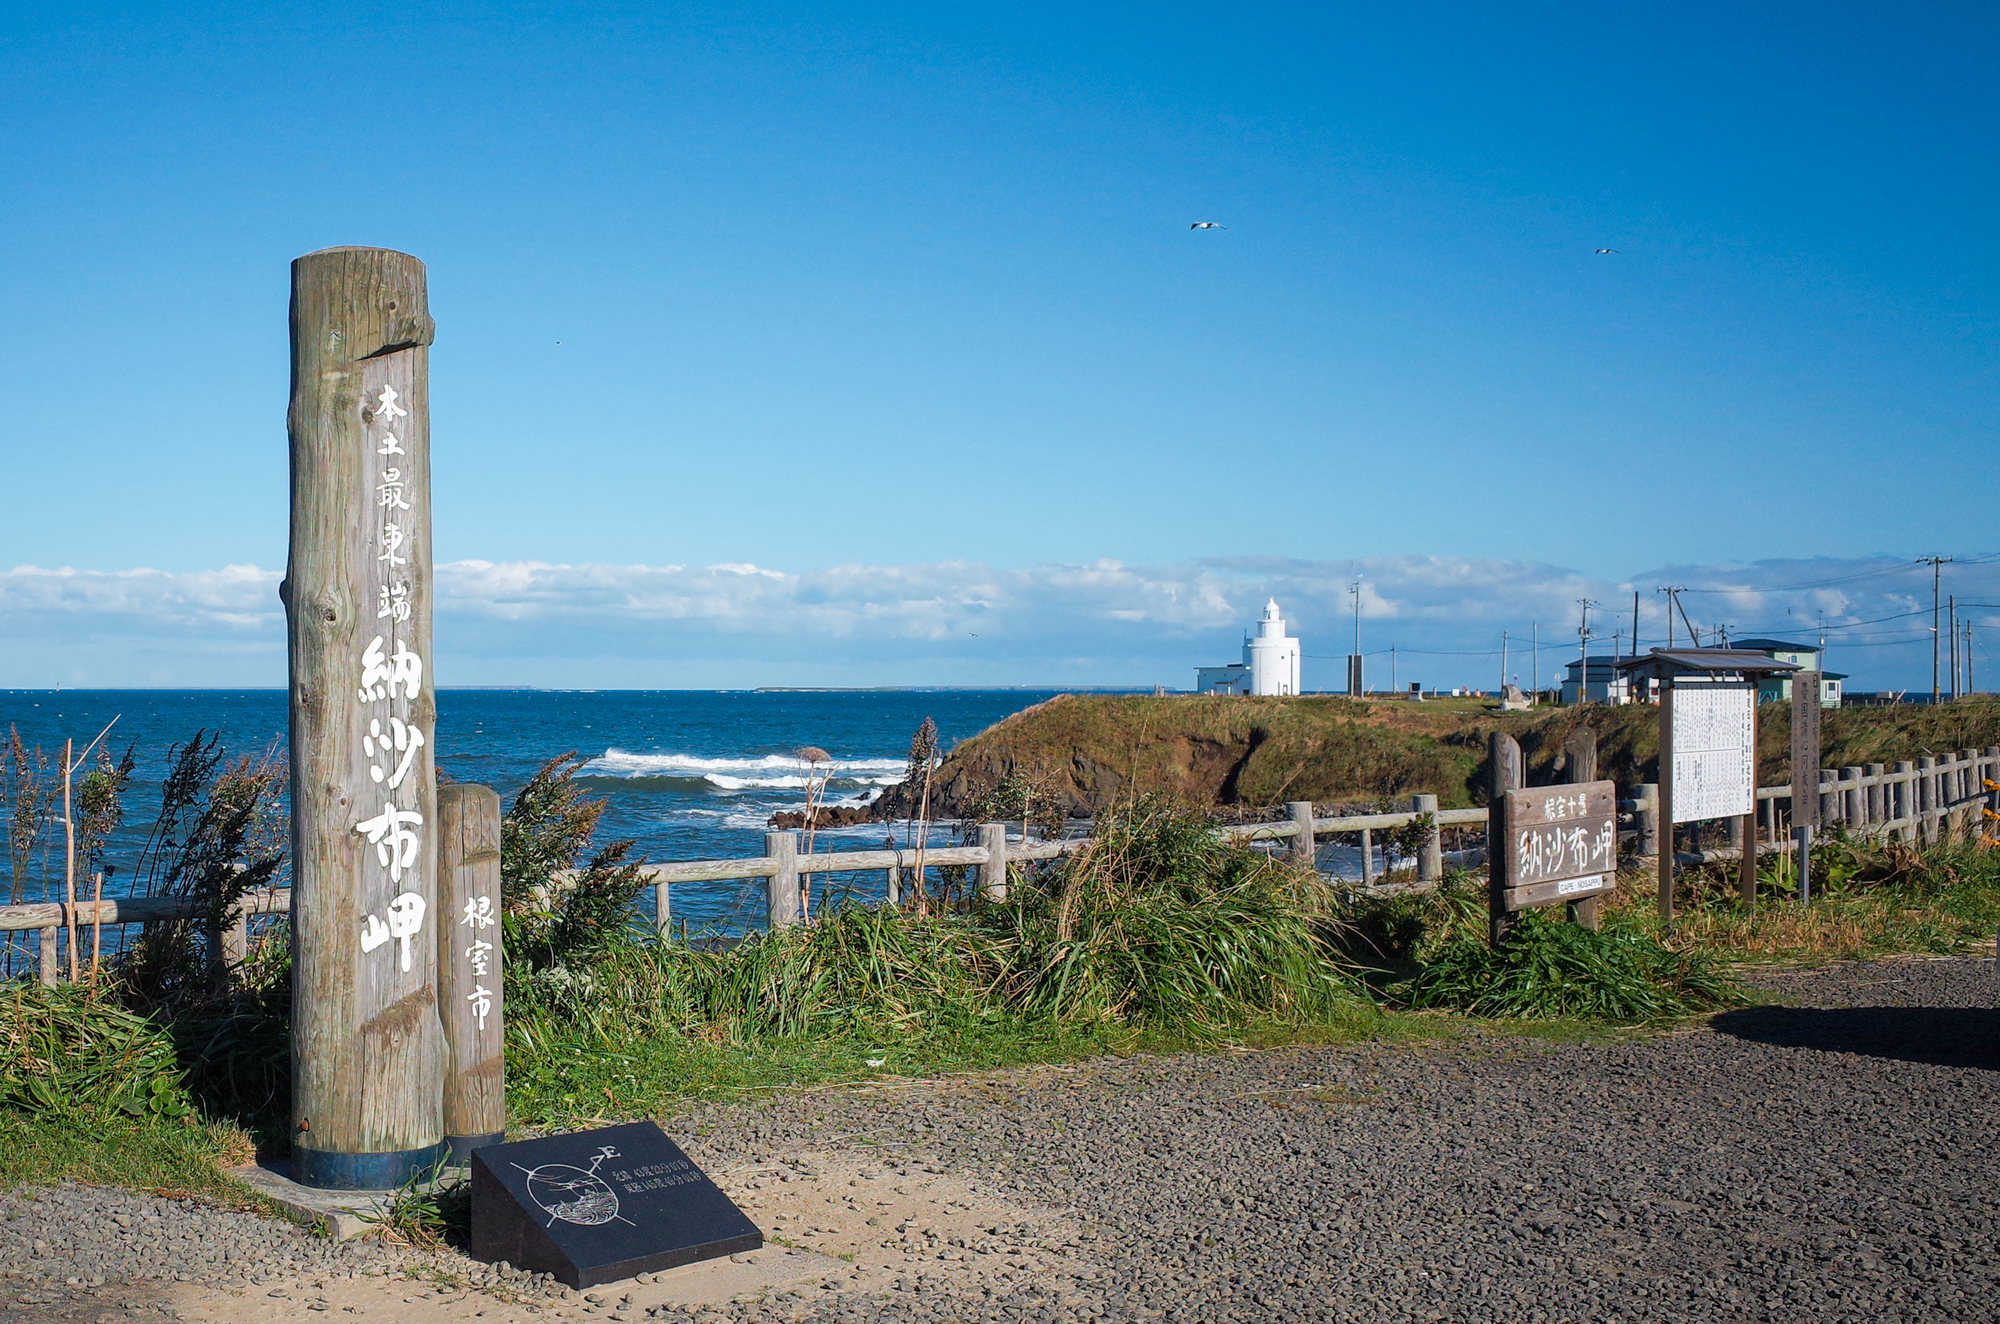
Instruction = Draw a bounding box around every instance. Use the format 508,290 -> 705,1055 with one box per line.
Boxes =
1,955 -> 1994,1324
666,955 -> 2000,1324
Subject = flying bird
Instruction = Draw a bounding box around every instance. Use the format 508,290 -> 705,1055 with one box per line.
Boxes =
1595,248 -> 1619,254
1190,221 -> 1226,229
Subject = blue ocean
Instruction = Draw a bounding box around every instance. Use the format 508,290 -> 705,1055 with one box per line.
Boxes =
0,689 -> 1066,934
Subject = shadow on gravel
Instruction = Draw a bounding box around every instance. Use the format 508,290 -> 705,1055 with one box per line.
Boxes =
1709,1005 -> 1999,1070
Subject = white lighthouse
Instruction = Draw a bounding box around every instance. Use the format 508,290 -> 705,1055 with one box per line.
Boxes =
1195,598 -> 1303,696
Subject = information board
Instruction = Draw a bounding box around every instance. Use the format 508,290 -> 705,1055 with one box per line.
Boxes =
1671,683 -> 1755,823
1498,780 -> 1618,912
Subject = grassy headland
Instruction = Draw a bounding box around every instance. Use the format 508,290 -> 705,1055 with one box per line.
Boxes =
871,693 -> 2000,819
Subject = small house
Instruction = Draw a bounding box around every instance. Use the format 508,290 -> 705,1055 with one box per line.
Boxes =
1729,638 -> 1844,708
1560,655 -> 1631,705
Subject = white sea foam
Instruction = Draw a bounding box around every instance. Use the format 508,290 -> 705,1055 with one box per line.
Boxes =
584,748 -> 905,791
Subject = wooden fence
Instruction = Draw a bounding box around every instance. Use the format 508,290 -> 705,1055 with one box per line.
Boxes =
7,746 -> 1992,980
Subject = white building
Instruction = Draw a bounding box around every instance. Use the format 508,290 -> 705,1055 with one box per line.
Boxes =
1196,599 -> 1303,696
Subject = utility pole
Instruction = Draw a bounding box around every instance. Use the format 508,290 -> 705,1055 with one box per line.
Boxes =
1948,595 -> 1959,700
1918,556 -> 1952,701
1630,590 -> 1640,660
1531,622 -> 1539,706
1656,586 -> 1686,648
1576,599 -> 1599,705
1348,578 -> 1363,697
1501,630 -> 1509,695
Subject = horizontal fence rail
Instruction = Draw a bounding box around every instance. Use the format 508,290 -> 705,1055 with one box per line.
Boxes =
16,746 -> 1996,982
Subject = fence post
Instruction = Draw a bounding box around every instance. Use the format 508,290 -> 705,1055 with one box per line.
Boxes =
654,879 -> 670,937
1286,802 -> 1316,867
37,924 -> 58,986
1891,761 -> 1914,837
1488,733 -> 1523,947
1412,794 -> 1442,883
1987,747 -> 2000,840
285,246 -> 445,1190
1359,827 -> 1375,885
436,784 -> 504,1166
1864,764 -> 1885,828
1634,784 -> 1659,858
766,831 -> 802,928
1841,767 -> 1863,829
221,903 -> 249,983
1819,768 -> 1836,828
1916,756 -> 1936,842
978,822 -> 1008,902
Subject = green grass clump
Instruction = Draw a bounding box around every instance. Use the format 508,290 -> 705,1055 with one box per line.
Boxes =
1401,908 -> 1746,1023
504,796 -> 1367,1126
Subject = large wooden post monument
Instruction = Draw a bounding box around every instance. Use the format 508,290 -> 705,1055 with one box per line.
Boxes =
285,247 -> 446,1188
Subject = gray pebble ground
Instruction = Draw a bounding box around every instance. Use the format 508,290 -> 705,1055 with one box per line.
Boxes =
1,955 -> 1994,1324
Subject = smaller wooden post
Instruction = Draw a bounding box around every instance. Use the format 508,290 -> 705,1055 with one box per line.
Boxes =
1864,763 -> 1885,827
1359,828 -> 1375,885
1789,671 -> 1821,835
37,924 -> 58,986
1286,802 -> 1316,867
1412,794 -> 1442,883
1657,675 -> 1676,927
766,831 -> 802,928
1891,761 -> 1915,837
884,861 -> 901,906
1487,732 -> 1523,947
436,785 -> 504,1165
654,880 -> 671,938
978,822 -> 1008,902
1841,767 -> 1863,830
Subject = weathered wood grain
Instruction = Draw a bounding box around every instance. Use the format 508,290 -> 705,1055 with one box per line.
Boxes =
286,247 -> 444,1188
436,785 -> 505,1161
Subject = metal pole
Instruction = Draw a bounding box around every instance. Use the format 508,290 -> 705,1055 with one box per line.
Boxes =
1657,674 -> 1676,928
1794,824 -> 1813,904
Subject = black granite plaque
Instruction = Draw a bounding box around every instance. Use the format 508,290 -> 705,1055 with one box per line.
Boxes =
469,1121 -> 761,1287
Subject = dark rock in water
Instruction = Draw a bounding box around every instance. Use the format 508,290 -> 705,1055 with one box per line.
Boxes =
767,804 -> 882,830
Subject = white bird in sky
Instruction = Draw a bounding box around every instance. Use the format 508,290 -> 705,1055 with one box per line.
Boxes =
1190,221 -> 1226,229
1595,248 -> 1619,254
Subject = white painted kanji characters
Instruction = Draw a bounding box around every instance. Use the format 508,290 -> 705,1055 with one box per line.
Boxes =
357,635 -> 423,702
377,581 -> 411,622
461,895 -> 497,929
369,384 -> 409,426
356,890 -> 426,970
363,716 -> 425,790
464,937 -> 494,979
376,432 -> 407,456
467,983 -> 494,1032
354,800 -> 424,882
377,468 -> 411,512
378,522 -> 408,567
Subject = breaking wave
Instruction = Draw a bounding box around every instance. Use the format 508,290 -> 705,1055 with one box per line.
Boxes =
583,749 -> 906,792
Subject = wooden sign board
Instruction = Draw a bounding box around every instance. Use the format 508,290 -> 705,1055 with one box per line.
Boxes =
1499,780 -> 1617,913
470,1121 -> 760,1288
1671,682 -> 1755,823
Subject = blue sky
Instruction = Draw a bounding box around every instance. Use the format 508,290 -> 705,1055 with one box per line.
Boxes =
3,1 -> 1996,688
